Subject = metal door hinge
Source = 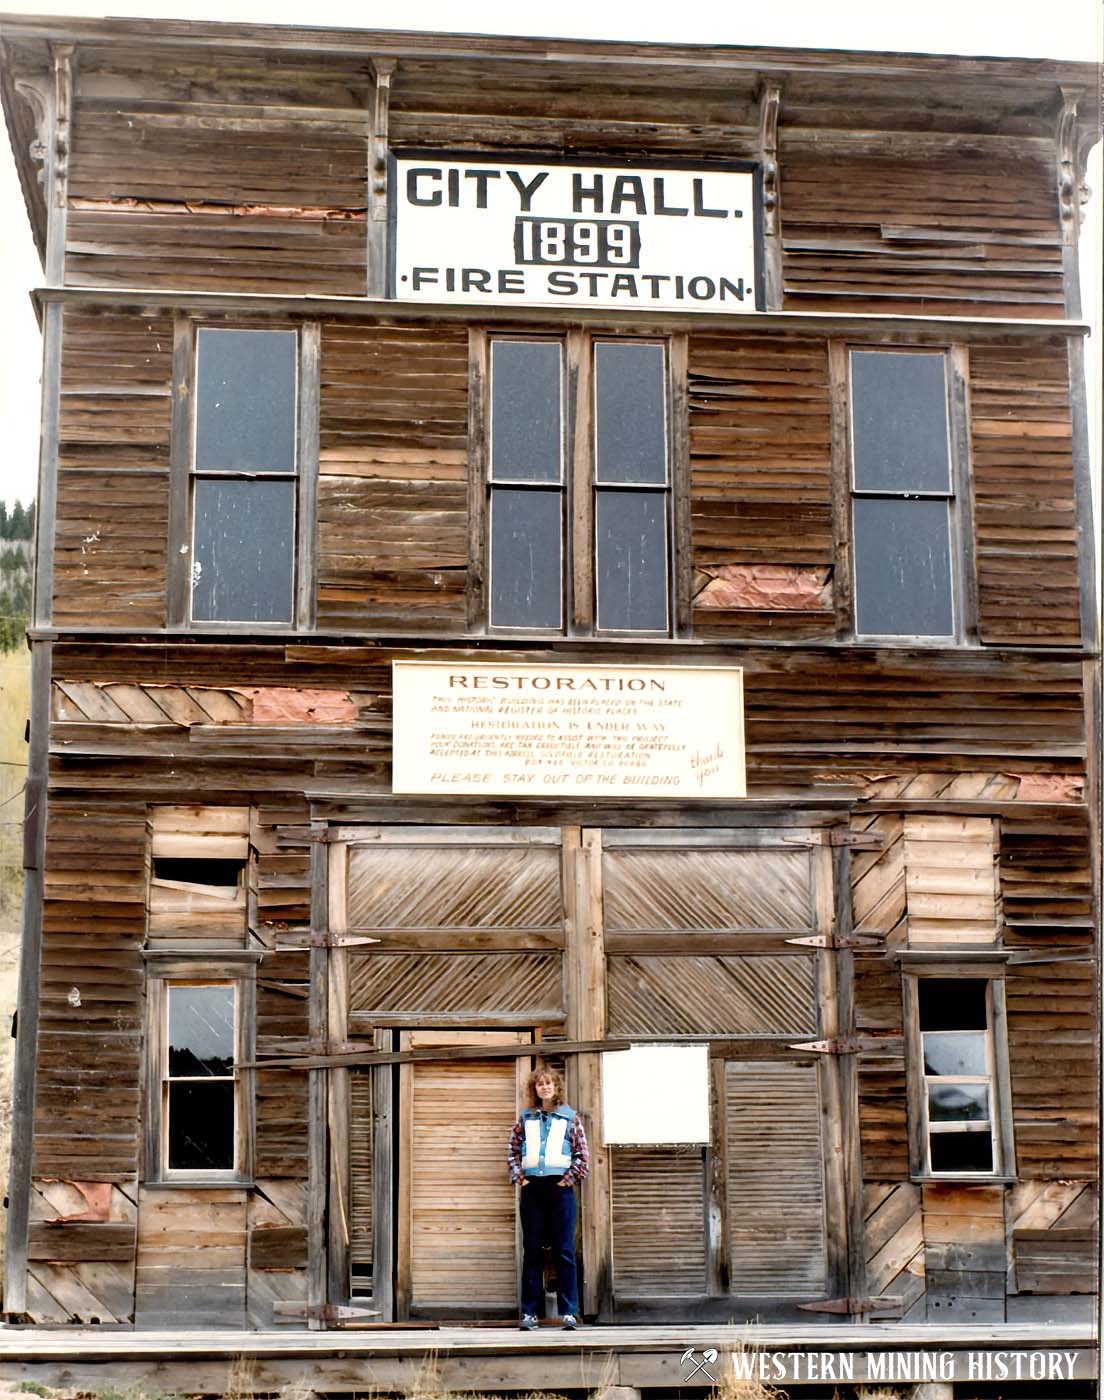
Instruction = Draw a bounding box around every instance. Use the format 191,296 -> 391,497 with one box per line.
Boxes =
266,1038 -> 376,1057
786,933 -> 885,950
799,1296 -> 903,1318
275,931 -> 380,949
789,1036 -> 890,1055
273,1302 -> 382,1323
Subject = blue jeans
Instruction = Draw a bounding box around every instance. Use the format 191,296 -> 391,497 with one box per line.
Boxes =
519,1176 -> 578,1317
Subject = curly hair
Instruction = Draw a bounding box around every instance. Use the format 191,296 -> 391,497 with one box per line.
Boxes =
524,1065 -> 565,1110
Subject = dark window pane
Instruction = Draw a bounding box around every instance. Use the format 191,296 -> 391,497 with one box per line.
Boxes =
595,489 -> 668,632
853,497 -> 953,636
169,984 -> 235,1078
168,1080 -> 235,1171
851,351 -> 950,493
490,341 -> 562,483
923,1031 -> 987,1078
152,857 -> 244,889
919,979 -> 988,1032
192,478 -> 295,623
490,487 -> 562,628
195,328 -> 297,474
930,1130 -> 993,1174
594,342 -> 667,485
929,1082 -> 990,1123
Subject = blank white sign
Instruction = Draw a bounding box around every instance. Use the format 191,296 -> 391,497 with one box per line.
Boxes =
601,1044 -> 710,1145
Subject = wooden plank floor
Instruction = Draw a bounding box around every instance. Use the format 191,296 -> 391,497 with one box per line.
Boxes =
0,1324 -> 1097,1392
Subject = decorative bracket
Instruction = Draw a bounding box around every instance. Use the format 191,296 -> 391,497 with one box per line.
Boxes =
369,59 -> 396,223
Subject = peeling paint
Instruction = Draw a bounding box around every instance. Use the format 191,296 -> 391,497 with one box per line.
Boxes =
1012,773 -> 1084,802
695,564 -> 832,611
235,686 -> 358,725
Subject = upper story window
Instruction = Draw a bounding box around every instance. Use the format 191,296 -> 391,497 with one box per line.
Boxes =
190,327 -> 298,624
848,350 -> 957,639
487,335 -> 671,634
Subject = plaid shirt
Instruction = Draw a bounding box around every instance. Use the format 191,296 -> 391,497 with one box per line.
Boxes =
508,1111 -> 589,1186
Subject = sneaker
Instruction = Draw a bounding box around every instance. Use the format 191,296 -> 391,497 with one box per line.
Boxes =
519,1314 -> 538,1331
561,1314 -> 578,1330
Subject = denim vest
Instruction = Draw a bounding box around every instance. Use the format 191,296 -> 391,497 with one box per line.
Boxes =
520,1105 -> 575,1176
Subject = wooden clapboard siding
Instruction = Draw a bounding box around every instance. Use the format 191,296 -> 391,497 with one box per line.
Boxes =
388,58 -> 759,156
34,801 -> 146,1181
402,1033 -> 524,1312
969,343 -> 1081,643
688,334 -> 833,639
602,846 -> 815,933
345,844 -> 563,935
863,1183 -> 925,1319
349,1072 -> 373,1270
25,1181 -> 137,1325
608,955 -> 817,1036
247,1181 -> 309,1328
1005,960 -> 1097,1179
999,811 -> 1094,931
611,1148 -> 706,1297
851,813 -> 909,1179
922,1183 -> 1006,1322
134,1187 -> 248,1328
347,952 -> 562,1020
317,323 -> 469,631
1009,1182 -> 1099,1295
67,60 -> 368,294
780,144 -> 1064,317
903,814 -> 999,944
147,805 -> 249,940
252,809 -> 312,1180
726,1062 -> 828,1295
54,310 -> 172,627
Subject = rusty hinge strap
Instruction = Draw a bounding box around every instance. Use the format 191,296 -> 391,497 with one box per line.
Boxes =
798,1295 -> 902,1316
275,932 -> 381,949
273,1302 -> 383,1322
786,934 -> 886,950
789,1036 -> 887,1055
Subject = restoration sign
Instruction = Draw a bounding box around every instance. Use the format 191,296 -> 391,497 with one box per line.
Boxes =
390,153 -> 761,313
391,661 -> 745,799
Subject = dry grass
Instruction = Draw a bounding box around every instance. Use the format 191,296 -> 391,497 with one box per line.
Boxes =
714,1342 -> 785,1400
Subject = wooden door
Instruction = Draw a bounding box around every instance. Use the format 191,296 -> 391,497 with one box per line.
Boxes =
397,1030 -> 529,1317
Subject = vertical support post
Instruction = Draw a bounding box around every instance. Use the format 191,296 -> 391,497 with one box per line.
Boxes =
948,344 -> 980,641
296,322 -> 321,631
4,640 -> 52,1315
31,302 -> 62,631
756,80 -> 783,311
326,942 -> 350,1308
44,44 -> 73,287
165,315 -> 195,629
366,60 -> 396,299
833,842 -> 867,1308
567,330 -> 593,631
306,834 -> 330,1328
466,327 -> 488,631
371,1025 -> 395,1320
565,828 -> 611,1320
827,339 -> 853,639
813,843 -> 850,1306
669,332 -> 692,637
704,1056 -> 729,1296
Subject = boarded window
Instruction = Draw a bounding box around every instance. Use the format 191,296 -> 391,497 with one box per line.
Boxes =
611,1147 -> 707,1297
850,350 -> 955,638
148,806 -> 249,941
191,327 -> 298,624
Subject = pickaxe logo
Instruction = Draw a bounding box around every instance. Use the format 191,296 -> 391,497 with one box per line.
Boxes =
680,1348 -> 719,1381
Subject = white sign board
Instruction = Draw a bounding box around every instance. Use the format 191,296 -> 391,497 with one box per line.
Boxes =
601,1044 -> 710,1145
391,153 -> 761,313
391,661 -> 745,799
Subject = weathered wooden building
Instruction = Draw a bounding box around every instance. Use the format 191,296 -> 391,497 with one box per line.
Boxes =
0,14 -> 1099,1392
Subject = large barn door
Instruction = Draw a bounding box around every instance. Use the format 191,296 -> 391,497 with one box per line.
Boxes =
397,1030 -> 529,1318
600,830 -> 849,1317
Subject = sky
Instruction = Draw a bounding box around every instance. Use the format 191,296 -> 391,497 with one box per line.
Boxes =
0,0 -> 1100,507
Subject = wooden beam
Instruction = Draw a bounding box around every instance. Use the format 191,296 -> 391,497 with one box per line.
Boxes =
307,834 -> 330,1329
164,315 -> 195,630
34,287 -> 1093,343
245,1037 -> 632,1072
832,843 -> 867,1307
949,343 -> 980,641
757,80 -> 783,311
43,43 -> 71,286
326,938 -> 351,1309
668,332 -> 692,638
366,60 -> 395,299
371,1026 -> 395,1321
466,327 -> 488,633
3,640 -> 52,1315
30,303 -> 61,631
296,322 -> 321,632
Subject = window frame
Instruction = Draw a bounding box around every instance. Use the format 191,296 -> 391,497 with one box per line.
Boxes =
474,327 -> 682,638
167,317 -> 320,632
834,341 -> 976,646
143,951 -> 259,1187
902,964 -> 1016,1183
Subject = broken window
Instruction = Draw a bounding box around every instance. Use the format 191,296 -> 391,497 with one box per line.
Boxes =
148,807 -> 249,941
849,350 -> 956,638
191,327 -> 298,624
488,335 -> 670,634
907,974 -> 1014,1178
